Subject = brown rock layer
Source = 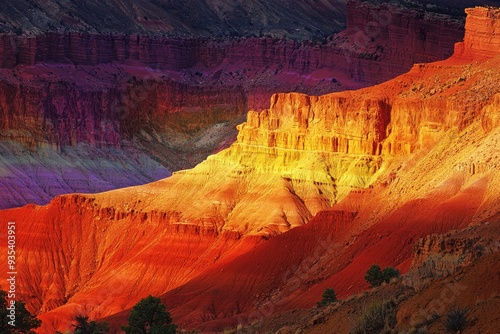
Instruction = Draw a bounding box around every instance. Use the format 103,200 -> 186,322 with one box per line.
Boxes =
0,72 -> 245,159
0,1 -> 465,86
403,221 -> 500,289
455,6 -> 500,60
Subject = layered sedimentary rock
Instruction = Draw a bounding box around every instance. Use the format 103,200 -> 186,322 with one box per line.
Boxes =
339,0 -> 464,83
0,71 -> 246,148
0,4 -> 499,333
0,1 -> 469,209
0,67 -> 246,208
0,142 -> 171,209
0,7 -> 465,85
0,0 -> 467,85
455,6 -> 500,60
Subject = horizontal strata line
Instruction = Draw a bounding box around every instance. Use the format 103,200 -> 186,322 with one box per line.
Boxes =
231,143 -> 383,156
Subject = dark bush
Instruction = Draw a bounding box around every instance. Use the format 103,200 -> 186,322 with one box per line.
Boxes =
365,264 -> 385,287
121,295 -> 176,334
365,264 -> 400,287
73,315 -> 109,334
444,307 -> 468,333
317,288 -> 337,307
382,267 -> 400,282
0,289 -> 41,333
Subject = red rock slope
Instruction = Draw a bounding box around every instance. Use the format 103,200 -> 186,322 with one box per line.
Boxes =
0,5 -> 499,333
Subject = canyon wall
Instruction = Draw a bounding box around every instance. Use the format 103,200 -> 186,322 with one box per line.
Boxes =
455,6 -> 500,60
341,0 -> 464,83
0,0 -> 469,209
0,74 -> 246,150
0,5 -> 499,333
0,1 -> 464,82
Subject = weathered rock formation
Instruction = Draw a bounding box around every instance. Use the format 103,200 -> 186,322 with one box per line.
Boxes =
0,2 -> 465,83
0,5 -> 499,333
454,6 -> 500,60
0,1 -> 469,209
402,221 -> 500,289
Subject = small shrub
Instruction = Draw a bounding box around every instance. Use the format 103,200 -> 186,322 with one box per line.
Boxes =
121,295 -> 176,334
382,267 -> 400,282
73,314 -> 109,333
444,307 -> 468,333
317,287 -> 337,307
350,301 -> 396,334
365,264 -> 400,287
365,264 -> 385,287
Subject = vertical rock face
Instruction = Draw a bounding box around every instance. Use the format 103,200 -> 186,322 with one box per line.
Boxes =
0,69 -> 247,208
0,0 -> 469,209
342,0 -> 464,82
455,6 -> 500,60
0,1 -> 465,84
235,92 -> 390,159
0,72 -> 247,159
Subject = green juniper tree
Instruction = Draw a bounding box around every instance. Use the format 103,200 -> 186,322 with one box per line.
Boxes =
317,288 -> 337,307
365,265 -> 400,287
121,295 -> 176,334
0,289 -> 41,333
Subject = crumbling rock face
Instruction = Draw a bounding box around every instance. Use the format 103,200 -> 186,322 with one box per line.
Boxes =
403,221 -> 500,290
0,0 -> 465,86
342,0 -> 464,83
238,93 -> 390,156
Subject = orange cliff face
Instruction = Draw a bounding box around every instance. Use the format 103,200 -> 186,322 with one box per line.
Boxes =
454,6 -> 500,61
0,0 -> 468,210
0,5 -> 499,333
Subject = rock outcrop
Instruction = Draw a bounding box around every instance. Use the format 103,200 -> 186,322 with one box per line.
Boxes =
0,67 -> 246,208
340,0 -> 464,83
0,2 -> 465,84
403,221 -> 500,289
454,6 -> 500,60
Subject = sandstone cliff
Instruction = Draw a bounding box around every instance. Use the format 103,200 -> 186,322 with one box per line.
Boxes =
0,0 -> 468,209
0,0 -> 467,84
454,6 -> 500,60
0,4 -> 499,333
